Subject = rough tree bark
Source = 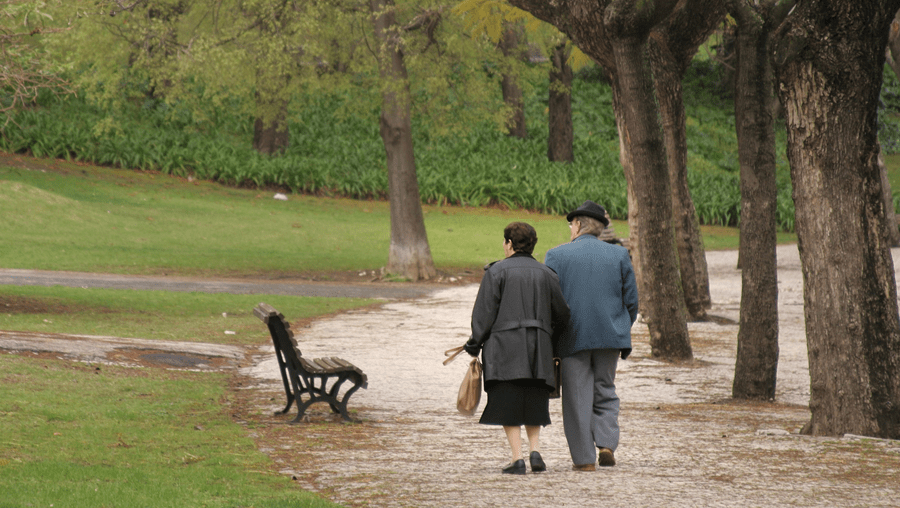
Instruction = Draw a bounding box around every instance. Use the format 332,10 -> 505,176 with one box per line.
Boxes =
647,0 -> 722,321
252,78 -> 290,155
370,0 -> 436,281
606,0 -> 691,359
499,23 -> 528,139
510,0 -> 691,360
773,0 -> 900,438
725,0 -> 793,400
548,42 -> 574,162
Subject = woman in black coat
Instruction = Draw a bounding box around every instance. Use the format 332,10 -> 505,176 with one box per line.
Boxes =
463,222 -> 570,474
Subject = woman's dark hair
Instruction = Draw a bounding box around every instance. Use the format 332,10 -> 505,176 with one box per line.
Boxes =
504,222 -> 538,255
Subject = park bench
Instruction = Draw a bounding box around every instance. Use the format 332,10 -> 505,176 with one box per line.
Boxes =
253,302 -> 368,423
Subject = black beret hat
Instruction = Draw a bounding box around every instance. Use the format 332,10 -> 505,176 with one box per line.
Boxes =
566,200 -> 610,226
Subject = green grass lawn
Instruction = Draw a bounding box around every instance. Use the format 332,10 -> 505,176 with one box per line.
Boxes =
0,153 -> 794,508
0,284 -> 378,344
0,154 -> 786,283
0,354 -> 341,508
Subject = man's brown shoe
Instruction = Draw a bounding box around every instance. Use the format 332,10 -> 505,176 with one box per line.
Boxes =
598,448 -> 616,467
572,463 -> 596,472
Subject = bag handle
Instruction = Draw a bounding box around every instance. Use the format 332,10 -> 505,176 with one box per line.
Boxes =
443,345 -> 465,366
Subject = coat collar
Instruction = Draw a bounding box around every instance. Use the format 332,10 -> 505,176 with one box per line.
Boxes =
573,234 -> 599,243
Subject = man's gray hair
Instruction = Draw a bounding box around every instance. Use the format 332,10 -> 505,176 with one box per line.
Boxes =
574,215 -> 606,237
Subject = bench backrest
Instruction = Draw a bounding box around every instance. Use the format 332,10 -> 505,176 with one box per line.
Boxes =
253,302 -> 304,363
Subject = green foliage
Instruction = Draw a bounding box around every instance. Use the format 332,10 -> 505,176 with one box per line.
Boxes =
17,51 -> 900,233
0,68 -> 781,229
10,2 -> 900,235
880,64 -> 900,154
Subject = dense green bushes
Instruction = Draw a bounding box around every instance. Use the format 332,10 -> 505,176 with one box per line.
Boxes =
9,61 -> 900,232
2,79 -> 639,219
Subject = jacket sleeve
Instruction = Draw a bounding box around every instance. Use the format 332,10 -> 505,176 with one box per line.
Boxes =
548,272 -> 570,343
544,249 -> 559,275
621,252 -> 639,324
467,267 -> 501,351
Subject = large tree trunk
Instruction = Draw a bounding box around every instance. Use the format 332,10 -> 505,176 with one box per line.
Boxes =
499,23 -> 528,139
548,42 -> 574,162
648,0 -> 722,321
508,0 -> 690,360
370,0 -> 436,281
607,2 -> 691,360
610,84 -> 652,325
650,59 -> 711,321
726,0 -> 787,400
252,113 -> 290,155
773,0 -> 900,438
252,87 -> 290,155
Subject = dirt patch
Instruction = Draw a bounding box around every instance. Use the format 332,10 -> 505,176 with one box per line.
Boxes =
0,295 -> 110,315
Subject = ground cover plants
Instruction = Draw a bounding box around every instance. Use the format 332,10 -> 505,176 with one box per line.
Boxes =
1,63 -> 838,232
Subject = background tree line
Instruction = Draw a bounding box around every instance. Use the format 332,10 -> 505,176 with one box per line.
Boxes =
2,0 -> 900,440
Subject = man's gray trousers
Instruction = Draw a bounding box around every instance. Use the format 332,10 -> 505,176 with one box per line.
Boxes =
560,348 -> 620,466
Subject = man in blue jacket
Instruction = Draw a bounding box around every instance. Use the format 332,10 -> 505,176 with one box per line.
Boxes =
544,200 -> 638,471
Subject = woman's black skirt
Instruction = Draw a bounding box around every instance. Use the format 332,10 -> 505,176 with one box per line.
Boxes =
479,379 -> 551,427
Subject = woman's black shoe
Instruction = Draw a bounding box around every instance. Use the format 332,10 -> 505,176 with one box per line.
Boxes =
529,451 -> 546,472
502,459 -> 526,475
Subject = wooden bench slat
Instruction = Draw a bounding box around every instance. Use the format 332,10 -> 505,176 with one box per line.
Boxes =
314,357 -> 344,371
298,357 -> 325,374
331,357 -> 369,384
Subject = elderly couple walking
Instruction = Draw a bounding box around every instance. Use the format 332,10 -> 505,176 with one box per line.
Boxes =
462,200 -> 639,474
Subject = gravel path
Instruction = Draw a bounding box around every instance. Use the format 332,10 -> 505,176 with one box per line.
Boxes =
0,268 -> 437,300
3,246 -> 900,507
237,245 -> 900,507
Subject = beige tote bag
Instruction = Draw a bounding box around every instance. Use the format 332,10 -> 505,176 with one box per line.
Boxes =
444,346 -> 482,416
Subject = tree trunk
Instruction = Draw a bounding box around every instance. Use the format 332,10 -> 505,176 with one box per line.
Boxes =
726,0 -> 784,400
509,0 -> 691,359
499,23 -> 528,139
370,0 -> 436,281
647,0 -> 721,321
548,42 -> 574,162
611,83 -> 650,322
609,35 -> 691,360
649,0 -> 725,321
252,92 -> 290,155
773,0 -> 900,438
651,63 -> 712,321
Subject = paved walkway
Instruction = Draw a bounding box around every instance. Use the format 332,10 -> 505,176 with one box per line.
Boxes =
3,246 -> 900,507
236,245 -> 899,507
0,268 -> 437,300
